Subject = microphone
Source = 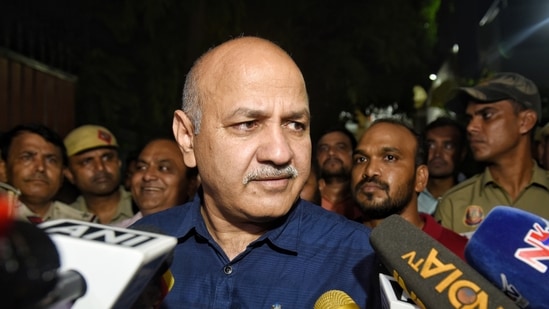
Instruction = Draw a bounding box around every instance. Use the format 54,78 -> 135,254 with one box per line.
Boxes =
370,214 -> 518,309
128,224 -> 176,309
38,219 -> 177,309
378,273 -> 420,309
0,219 -> 81,309
0,181 -> 20,234
465,206 -> 549,309
314,290 -> 360,309
1,192 -> 87,309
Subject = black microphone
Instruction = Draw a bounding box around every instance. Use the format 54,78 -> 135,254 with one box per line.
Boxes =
370,214 -> 518,309
33,270 -> 87,309
0,220 -> 86,309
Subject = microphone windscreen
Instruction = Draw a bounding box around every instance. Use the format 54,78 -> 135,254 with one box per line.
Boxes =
370,214 -> 518,309
314,290 -> 360,309
465,206 -> 549,309
0,182 -> 19,234
1,220 -> 60,308
0,192 -> 10,230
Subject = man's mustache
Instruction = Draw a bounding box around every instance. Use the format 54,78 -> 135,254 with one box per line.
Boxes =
25,173 -> 50,183
323,158 -> 343,166
354,176 -> 389,192
92,171 -> 113,182
243,166 -> 298,184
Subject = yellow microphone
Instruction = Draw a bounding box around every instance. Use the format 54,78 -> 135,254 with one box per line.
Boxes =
314,290 -> 360,309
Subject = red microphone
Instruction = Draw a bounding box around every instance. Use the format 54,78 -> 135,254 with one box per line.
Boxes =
0,182 -> 19,234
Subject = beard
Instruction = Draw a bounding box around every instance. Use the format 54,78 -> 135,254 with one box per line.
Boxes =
320,159 -> 350,180
354,175 -> 416,221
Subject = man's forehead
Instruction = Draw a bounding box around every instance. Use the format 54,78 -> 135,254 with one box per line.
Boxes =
72,147 -> 118,159
143,140 -> 179,151
368,122 -> 411,135
140,146 -> 182,163
465,99 -> 510,112
318,132 -> 352,145
202,65 -> 305,94
427,126 -> 461,137
206,96 -> 309,117
11,133 -> 59,151
13,131 -> 45,143
360,124 -> 415,148
139,155 -> 179,165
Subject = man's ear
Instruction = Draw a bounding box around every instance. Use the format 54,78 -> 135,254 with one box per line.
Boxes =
64,167 -> 75,185
519,109 -> 537,135
173,110 -> 197,168
415,164 -> 428,193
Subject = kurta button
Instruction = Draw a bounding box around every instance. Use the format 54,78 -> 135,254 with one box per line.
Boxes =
224,265 -> 233,274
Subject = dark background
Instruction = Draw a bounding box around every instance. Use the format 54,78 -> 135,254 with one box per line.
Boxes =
2,0 -> 549,156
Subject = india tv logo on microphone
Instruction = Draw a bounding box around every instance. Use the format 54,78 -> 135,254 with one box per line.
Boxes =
397,248 -> 490,309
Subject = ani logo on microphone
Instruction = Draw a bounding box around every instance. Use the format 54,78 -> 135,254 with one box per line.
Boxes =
43,220 -> 158,247
514,222 -> 549,273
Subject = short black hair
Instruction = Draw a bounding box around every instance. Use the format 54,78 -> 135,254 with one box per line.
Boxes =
369,118 -> 427,167
316,126 -> 357,150
0,123 -> 68,165
423,117 -> 466,149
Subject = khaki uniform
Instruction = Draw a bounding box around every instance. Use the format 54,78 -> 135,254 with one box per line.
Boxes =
435,162 -> 549,234
70,186 -> 134,224
16,200 -> 96,224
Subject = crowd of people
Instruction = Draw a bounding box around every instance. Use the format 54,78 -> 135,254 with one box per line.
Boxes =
0,124 -> 199,227
1,35 -> 547,308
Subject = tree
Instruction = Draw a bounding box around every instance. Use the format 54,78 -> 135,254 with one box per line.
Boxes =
2,0 -> 442,151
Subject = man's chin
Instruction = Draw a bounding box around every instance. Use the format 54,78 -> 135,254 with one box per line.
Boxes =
93,187 -> 120,196
244,198 -> 296,217
320,171 -> 348,179
245,212 -> 290,227
428,172 -> 453,179
357,197 -> 407,219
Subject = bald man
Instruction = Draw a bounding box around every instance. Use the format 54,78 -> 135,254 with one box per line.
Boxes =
115,137 -> 198,227
133,36 -> 379,308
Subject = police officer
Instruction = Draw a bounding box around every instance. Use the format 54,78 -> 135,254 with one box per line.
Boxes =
435,72 -> 549,235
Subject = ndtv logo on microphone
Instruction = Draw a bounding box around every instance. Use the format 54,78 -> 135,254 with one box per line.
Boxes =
395,248 -> 492,309
42,221 -> 156,248
514,222 -> 549,273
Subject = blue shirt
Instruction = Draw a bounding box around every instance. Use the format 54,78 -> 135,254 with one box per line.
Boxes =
134,194 -> 379,308
418,189 -> 439,215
